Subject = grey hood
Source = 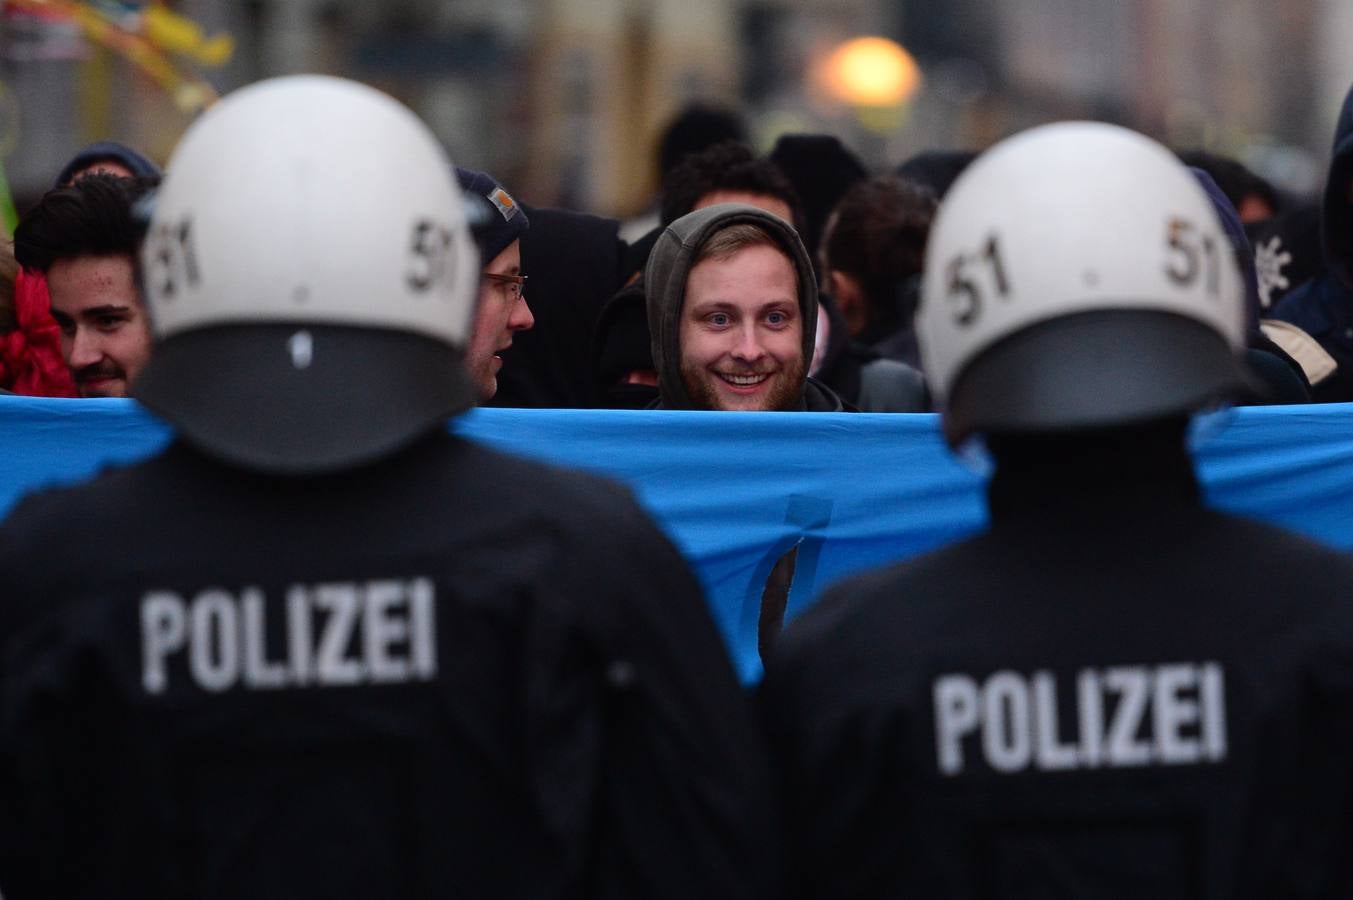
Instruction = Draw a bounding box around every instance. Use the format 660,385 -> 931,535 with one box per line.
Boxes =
644,203 -> 819,410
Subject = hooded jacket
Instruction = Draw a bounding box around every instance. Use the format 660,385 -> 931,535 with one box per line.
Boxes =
487,205 -> 628,409
1189,169 -> 1309,403
644,203 -> 845,411
1268,83 -> 1353,401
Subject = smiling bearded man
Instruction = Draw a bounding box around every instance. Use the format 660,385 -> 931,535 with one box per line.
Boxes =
645,203 -> 845,412
644,203 -> 848,663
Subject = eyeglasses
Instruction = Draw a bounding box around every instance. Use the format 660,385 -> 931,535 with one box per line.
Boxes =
483,272 -> 528,301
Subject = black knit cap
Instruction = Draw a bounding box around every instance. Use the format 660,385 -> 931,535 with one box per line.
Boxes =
455,167 -> 529,264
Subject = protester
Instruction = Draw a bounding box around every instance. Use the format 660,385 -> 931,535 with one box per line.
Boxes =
764,137 -> 934,410
1190,168 -> 1310,402
0,240 -> 77,396
0,140 -> 163,399
593,281 -> 658,408
0,75 -> 777,900
12,173 -> 157,398
767,133 -> 868,265
658,104 -> 748,180
761,122 -> 1353,898
660,140 -> 803,238
820,174 -> 936,370
1178,149 -> 1280,224
490,203 -> 629,409
895,149 -> 976,199
646,203 -> 839,413
645,202 -> 848,653
1247,201 -> 1321,310
620,102 -> 748,242
808,297 -> 928,412
596,142 -> 805,410
1267,80 -> 1353,401
455,167 -> 535,402
54,139 -> 161,187
603,142 -> 922,412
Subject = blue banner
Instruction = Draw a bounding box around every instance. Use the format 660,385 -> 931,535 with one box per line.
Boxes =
4,396 -> 1353,682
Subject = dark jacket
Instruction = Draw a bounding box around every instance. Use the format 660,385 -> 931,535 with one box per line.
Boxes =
1190,169 -> 1310,402
761,426 -> 1353,899
865,275 -> 923,371
0,434 -> 778,900
649,376 -> 845,412
487,206 -> 628,409
593,279 -> 659,409
814,293 -> 928,413
1269,83 -> 1353,401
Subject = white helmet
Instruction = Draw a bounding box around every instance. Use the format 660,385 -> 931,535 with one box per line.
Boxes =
134,75 -> 479,473
918,121 -> 1249,446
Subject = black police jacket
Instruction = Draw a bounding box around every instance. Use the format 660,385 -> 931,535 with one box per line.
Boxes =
0,432 -> 777,900
760,441 -> 1353,899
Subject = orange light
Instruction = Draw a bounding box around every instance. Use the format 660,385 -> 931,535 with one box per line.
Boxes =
823,36 -> 921,107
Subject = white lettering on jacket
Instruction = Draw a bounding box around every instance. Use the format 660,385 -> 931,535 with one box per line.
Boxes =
933,663 -> 1227,775
140,579 -> 438,694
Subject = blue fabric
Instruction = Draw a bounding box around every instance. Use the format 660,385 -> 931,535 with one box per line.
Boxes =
5,397 -> 1353,682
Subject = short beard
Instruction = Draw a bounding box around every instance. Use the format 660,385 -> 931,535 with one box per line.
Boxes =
679,354 -> 806,411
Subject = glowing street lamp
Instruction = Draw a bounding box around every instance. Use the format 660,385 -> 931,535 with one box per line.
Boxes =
822,36 -> 922,109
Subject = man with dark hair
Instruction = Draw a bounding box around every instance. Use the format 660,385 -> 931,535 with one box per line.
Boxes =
12,173 -> 157,397
660,140 -> 803,232
821,174 -> 937,369
657,104 -> 747,178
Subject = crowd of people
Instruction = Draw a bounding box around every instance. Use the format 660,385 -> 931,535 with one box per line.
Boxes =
3,70 -> 1353,898
5,86 -> 1351,415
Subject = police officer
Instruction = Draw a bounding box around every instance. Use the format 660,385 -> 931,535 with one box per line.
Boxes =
759,122 -> 1353,898
0,76 -> 775,900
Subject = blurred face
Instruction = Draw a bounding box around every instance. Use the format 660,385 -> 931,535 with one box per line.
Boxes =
47,254 -> 152,398
679,243 -> 805,411
465,240 -> 534,401
694,190 -> 795,226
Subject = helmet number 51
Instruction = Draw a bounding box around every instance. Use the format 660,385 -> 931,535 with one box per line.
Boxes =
945,234 -> 1010,328
406,220 -> 455,293
1165,217 -> 1220,297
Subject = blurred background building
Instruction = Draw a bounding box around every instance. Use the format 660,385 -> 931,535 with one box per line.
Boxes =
2,0 -> 1351,216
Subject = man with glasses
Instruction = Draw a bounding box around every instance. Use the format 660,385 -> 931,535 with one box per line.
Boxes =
457,168 -> 535,401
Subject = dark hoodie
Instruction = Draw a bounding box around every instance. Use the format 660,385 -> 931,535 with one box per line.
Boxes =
1269,82 -> 1353,402
1190,169 -> 1310,403
644,203 -> 845,411
487,205 -> 628,409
